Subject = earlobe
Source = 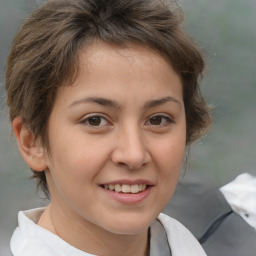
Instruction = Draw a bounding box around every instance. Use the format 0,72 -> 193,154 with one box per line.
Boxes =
12,117 -> 48,171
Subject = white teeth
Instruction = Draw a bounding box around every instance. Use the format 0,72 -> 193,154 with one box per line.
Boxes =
122,184 -> 131,193
115,184 -> 122,192
109,184 -> 115,191
103,184 -> 148,193
131,184 -> 139,193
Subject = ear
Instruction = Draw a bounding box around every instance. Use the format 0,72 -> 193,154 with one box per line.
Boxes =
12,117 -> 48,171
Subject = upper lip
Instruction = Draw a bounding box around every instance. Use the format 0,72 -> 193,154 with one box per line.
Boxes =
99,179 -> 154,186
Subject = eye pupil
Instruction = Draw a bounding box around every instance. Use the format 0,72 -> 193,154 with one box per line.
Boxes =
150,116 -> 162,125
88,117 -> 101,126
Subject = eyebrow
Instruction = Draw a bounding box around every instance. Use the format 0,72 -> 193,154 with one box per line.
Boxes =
69,96 -> 181,109
143,96 -> 181,109
69,97 -> 121,109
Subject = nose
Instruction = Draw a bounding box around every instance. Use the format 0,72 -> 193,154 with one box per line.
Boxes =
111,125 -> 151,170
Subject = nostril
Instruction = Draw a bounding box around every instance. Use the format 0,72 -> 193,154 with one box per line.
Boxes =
118,162 -> 127,167
118,161 -> 148,170
111,146 -> 151,170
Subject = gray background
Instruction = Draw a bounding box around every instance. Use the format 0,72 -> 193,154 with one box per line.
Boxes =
0,0 -> 256,254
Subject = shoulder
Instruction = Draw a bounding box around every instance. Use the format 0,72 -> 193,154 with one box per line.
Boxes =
10,208 -> 94,256
157,213 -> 207,256
165,178 -> 256,256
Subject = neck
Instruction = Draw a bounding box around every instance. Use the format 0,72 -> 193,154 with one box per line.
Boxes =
38,203 -> 149,256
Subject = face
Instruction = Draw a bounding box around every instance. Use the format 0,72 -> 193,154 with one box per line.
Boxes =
43,43 -> 186,237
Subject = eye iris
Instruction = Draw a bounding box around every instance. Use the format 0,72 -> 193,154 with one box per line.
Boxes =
150,116 -> 162,125
88,117 -> 101,126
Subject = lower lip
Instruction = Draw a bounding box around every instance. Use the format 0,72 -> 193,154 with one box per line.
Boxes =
100,186 -> 153,204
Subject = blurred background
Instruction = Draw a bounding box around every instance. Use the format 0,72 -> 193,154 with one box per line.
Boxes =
0,0 -> 255,254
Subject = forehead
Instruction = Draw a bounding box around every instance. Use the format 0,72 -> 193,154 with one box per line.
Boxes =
82,42 -> 170,70
75,42 -> 180,86
54,42 -> 183,109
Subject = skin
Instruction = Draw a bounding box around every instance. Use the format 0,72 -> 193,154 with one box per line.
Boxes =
14,42 -> 186,256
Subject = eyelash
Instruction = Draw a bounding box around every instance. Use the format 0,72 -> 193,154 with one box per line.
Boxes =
81,115 -> 110,127
80,114 -> 173,128
145,115 -> 174,127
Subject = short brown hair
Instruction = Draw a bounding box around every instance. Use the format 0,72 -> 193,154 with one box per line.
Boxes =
5,0 -> 211,195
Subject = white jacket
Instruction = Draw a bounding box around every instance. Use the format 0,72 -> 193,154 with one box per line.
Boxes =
11,208 -> 206,256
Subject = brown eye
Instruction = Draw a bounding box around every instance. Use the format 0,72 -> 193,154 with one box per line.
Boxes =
146,115 -> 173,126
149,116 -> 162,125
88,116 -> 102,126
82,115 -> 109,127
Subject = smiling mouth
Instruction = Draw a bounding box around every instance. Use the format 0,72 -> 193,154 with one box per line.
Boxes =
101,184 -> 148,194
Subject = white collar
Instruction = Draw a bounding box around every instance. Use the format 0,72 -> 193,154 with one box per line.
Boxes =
11,209 -> 206,256
220,173 -> 256,229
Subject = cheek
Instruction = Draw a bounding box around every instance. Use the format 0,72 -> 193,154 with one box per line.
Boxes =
46,133 -> 112,191
152,142 -> 185,211
154,139 -> 186,174
48,125 -> 106,166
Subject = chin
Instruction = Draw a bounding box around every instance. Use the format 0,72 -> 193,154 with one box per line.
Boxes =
103,213 -> 156,235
